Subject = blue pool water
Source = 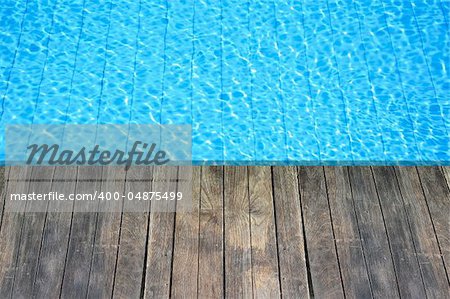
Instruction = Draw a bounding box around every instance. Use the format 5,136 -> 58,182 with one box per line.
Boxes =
0,0 -> 449,164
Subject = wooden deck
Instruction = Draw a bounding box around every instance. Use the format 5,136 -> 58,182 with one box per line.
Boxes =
0,166 -> 449,298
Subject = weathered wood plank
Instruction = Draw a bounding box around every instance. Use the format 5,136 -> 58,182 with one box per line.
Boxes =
0,166 -> 33,298
442,166 -> 450,191
298,166 -> 344,298
171,166 -> 201,298
248,166 -> 281,298
395,166 -> 450,297
60,166 -> 103,298
112,166 -> 152,299
143,166 -> 177,298
348,167 -> 400,298
11,166 -> 55,298
32,166 -> 78,298
0,165 -> 448,298
371,167 -> 426,298
197,166 -> 224,298
272,166 -> 309,298
416,167 -> 450,277
87,166 -> 127,298
224,166 -> 253,298
0,167 -> 11,234
324,167 -> 372,299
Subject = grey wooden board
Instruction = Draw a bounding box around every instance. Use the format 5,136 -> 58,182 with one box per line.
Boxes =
197,166 -> 224,298
60,166 -> 103,298
298,166 -> 344,298
11,166 -> 55,298
248,166 -> 281,298
224,166 -> 252,298
371,166 -> 426,298
416,167 -> 450,280
324,167 -> 372,299
395,166 -> 450,298
0,167 -> 11,235
33,166 -> 78,298
348,167 -> 400,298
87,166 -> 127,298
171,166 -> 201,298
112,166 -> 152,299
0,166 -> 33,298
272,166 -> 309,298
442,167 -> 450,191
143,166 -> 177,298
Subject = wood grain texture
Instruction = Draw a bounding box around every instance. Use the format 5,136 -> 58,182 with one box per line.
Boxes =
143,166 -> 177,298
11,166 -> 55,298
416,167 -> 450,279
87,166 -> 127,299
442,167 -> 450,191
272,166 -> 309,298
298,166 -> 344,299
60,166 -> 103,298
0,166 -> 33,298
0,167 -> 11,235
395,166 -> 450,298
32,166 -> 78,298
324,167 -> 372,299
198,166 -> 224,298
112,166 -> 152,299
224,166 -> 253,298
171,166 -> 201,298
0,166 -> 448,298
371,166 -> 426,298
248,166 -> 281,298
348,167 -> 400,298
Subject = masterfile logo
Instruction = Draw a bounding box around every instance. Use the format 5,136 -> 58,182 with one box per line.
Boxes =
5,124 -> 191,167
26,141 -> 170,170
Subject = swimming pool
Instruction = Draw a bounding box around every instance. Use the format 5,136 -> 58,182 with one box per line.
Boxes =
1,0 -> 449,165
